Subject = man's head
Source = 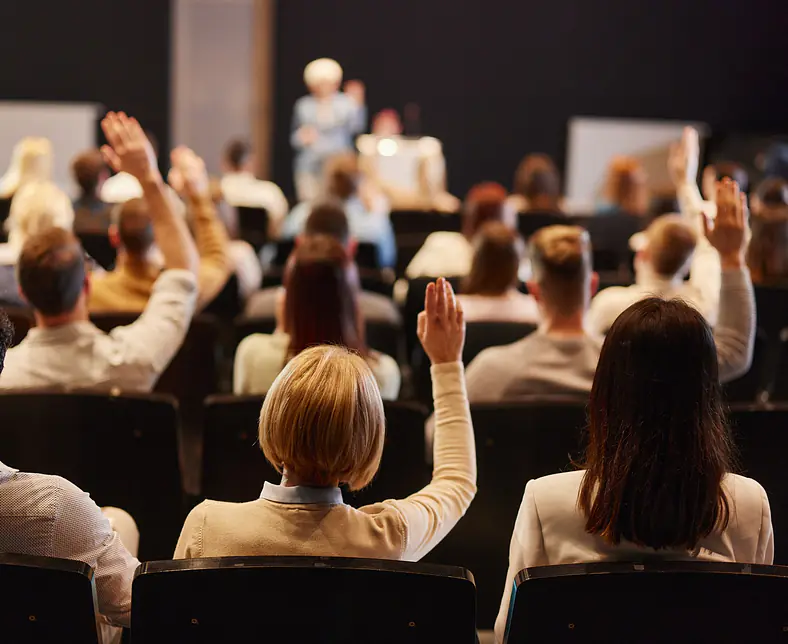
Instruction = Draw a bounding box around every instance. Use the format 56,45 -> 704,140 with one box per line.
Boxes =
304,58 -> 343,98
323,153 -> 360,201
702,162 -> 749,201
71,149 -> 108,198
461,182 -> 514,239
303,201 -> 351,248
372,109 -> 403,137
636,215 -> 698,279
109,198 -> 155,258
514,154 -> 561,210
17,228 -> 88,320
527,225 -> 597,320
223,139 -> 254,174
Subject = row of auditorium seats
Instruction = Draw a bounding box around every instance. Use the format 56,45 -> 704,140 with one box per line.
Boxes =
6,552 -> 786,643
0,390 -> 786,628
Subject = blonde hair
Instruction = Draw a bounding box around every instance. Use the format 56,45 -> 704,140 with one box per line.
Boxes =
259,345 -> 385,491
0,137 -> 54,198
530,225 -> 592,316
644,215 -> 697,277
7,180 -> 75,250
304,58 -> 343,88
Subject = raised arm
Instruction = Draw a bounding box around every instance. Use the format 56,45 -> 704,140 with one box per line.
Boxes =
703,178 -> 755,382
101,112 -> 199,275
668,126 -> 707,234
343,80 -> 368,134
381,278 -> 477,560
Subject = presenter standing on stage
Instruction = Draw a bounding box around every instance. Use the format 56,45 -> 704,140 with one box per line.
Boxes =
291,58 -> 367,202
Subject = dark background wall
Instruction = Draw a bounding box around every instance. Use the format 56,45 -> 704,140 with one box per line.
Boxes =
274,0 -> 788,199
0,0 -> 171,167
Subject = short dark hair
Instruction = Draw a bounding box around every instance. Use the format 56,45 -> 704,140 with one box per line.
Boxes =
71,149 -> 106,196
224,139 -> 252,172
579,297 -> 733,551
304,201 -> 350,246
18,228 -> 86,317
462,222 -> 523,296
709,162 -> 749,194
117,198 -> 154,256
0,310 -> 14,373
324,153 -> 360,201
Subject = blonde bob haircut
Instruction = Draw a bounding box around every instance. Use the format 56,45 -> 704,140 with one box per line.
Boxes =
259,345 -> 385,491
7,180 -> 75,250
304,58 -> 343,88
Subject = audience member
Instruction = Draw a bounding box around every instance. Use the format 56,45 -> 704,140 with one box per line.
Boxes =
509,154 -> 562,212
494,293 -> 772,640
291,58 -> 367,202
747,178 -> 788,284
90,146 -> 231,312
598,156 -> 649,217
464,225 -> 601,401
0,112 -> 199,392
0,137 -> 53,200
71,148 -> 111,232
588,214 -> 721,333
406,182 -> 515,278
178,278 -> 475,561
0,180 -> 74,307
282,152 -> 396,269
234,234 -> 401,399
220,138 -> 289,236
458,222 -> 539,324
246,202 -> 400,325
0,309 -> 139,642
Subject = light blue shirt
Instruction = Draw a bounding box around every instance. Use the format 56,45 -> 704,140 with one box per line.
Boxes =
291,93 -> 367,176
281,197 -> 397,269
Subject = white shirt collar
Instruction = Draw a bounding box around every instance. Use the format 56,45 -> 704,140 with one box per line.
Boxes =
260,481 -> 343,505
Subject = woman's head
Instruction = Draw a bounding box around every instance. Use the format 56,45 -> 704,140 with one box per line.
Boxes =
461,182 -> 513,239
1,137 -> 53,198
260,345 -> 385,490
7,180 -> 75,249
513,154 -> 561,211
603,156 -> 649,216
283,234 -> 366,357
462,222 -> 524,296
323,153 -> 361,202
748,178 -> 788,283
579,297 -> 733,551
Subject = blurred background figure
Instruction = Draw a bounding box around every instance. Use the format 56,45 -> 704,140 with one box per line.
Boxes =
0,137 -> 53,201
291,58 -> 366,202
747,178 -> 788,284
71,149 -> 111,233
598,156 -> 650,217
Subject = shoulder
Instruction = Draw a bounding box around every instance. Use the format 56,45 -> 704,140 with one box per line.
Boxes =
244,288 -> 280,318
358,291 -> 401,324
529,470 -> 585,498
722,473 -> 769,509
236,333 -> 287,360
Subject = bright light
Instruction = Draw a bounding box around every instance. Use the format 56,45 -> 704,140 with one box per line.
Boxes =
377,138 -> 398,157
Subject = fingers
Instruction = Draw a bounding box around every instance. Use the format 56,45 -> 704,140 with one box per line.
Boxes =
435,277 -> 447,320
455,297 -> 465,327
444,278 -> 456,326
417,311 -> 426,340
424,281 -> 436,321
100,145 -> 121,172
738,193 -> 749,229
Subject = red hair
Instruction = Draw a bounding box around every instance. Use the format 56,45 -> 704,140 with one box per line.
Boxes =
462,182 -> 509,239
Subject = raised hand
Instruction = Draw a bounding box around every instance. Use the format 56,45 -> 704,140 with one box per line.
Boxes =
168,146 -> 209,198
668,126 -> 700,186
703,177 -> 749,269
417,277 -> 465,365
100,112 -> 159,184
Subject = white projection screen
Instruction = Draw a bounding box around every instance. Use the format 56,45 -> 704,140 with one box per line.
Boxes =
565,116 -> 708,212
0,101 -> 101,196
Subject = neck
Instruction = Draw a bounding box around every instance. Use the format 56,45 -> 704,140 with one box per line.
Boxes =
118,249 -> 156,269
541,310 -> 586,336
34,306 -> 88,329
281,469 -> 339,488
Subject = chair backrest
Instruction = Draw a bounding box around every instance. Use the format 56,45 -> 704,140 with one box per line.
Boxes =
390,210 -> 462,237
201,273 -> 242,320
236,206 -> 269,253
0,391 -> 182,560
132,556 -> 476,643
271,239 -> 295,267
504,560 -> 788,643
729,403 -> 788,564
517,211 -> 571,241
4,306 -> 34,346
584,213 -> 643,272
771,338 -> 788,401
754,284 -> 788,340
424,400 -> 588,629
78,231 -> 117,271
723,328 -> 769,403
0,553 -> 100,644
355,241 -> 381,271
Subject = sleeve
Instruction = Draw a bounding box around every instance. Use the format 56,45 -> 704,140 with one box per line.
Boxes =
345,96 -> 367,135
173,504 -> 206,559
756,483 -> 775,565
189,196 -> 232,311
494,481 -> 548,643
714,268 -> 756,383
383,362 -> 477,561
107,269 -> 198,390
676,181 -> 712,235
54,481 -> 139,627
687,239 -> 722,326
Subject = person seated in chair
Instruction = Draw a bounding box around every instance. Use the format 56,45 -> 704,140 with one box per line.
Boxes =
244,201 -> 401,326
746,178 -> 788,284
71,149 -> 112,233
0,310 -> 140,643
177,278 -> 475,563
0,112 -> 199,392
89,146 -> 231,313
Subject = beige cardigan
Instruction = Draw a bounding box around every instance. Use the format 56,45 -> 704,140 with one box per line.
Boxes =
174,362 -> 476,561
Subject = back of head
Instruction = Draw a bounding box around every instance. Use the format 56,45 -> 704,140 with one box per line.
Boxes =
462,222 -> 523,296
224,139 -> 252,173
529,225 -> 592,316
514,154 -> 561,208
644,215 -> 698,277
579,298 -> 732,550
323,153 -> 360,201
304,201 -> 350,246
116,198 -> 154,257
71,149 -> 106,197
748,178 -> 788,283
17,227 -> 86,317
462,182 -> 510,239
284,234 -> 364,356
8,181 -> 75,249
604,156 -> 648,216
260,344 -> 384,490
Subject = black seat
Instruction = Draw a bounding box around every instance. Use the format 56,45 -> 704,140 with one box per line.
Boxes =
236,206 -> 269,254
201,273 -> 242,321
0,553 -> 101,643
723,328 -> 769,403
771,338 -> 788,401
271,239 -> 295,267
729,403 -> 788,564
0,391 -> 182,560
504,561 -> 788,643
132,556 -> 476,643
202,396 -> 431,508
355,241 -> 381,271
390,210 -> 461,237
78,231 -> 117,271
517,210 -> 571,241
584,213 -> 644,272
753,284 -> 788,400
424,400 -> 588,629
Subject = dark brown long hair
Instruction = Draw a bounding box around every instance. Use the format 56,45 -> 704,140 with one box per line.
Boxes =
283,235 -> 368,358
578,297 -> 733,551
462,222 -> 523,296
